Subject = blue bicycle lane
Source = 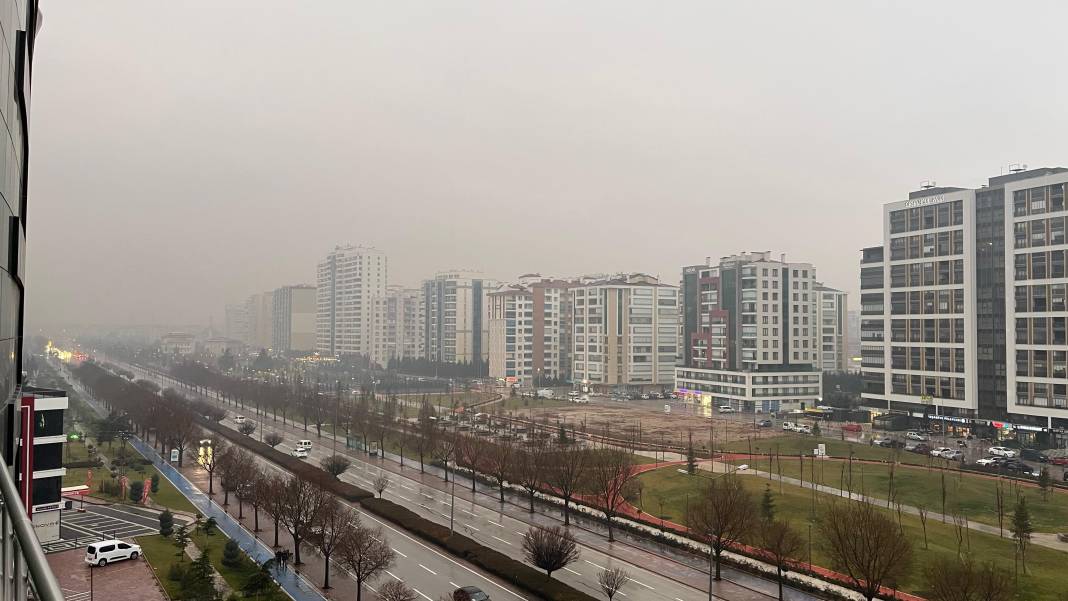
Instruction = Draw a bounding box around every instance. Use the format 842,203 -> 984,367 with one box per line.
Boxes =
65,369 -> 327,601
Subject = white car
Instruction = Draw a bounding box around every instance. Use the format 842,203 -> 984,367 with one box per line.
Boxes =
85,540 -> 141,566
796,425 -> 813,435
975,457 -> 998,466
988,446 -> 1017,458
234,415 -> 246,425
942,450 -> 964,461
290,447 -> 309,459
782,422 -> 797,432
906,431 -> 928,441
930,447 -> 953,457
718,405 -> 735,414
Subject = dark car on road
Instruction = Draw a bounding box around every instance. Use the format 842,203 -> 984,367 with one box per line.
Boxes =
1020,448 -> 1049,463
757,419 -> 773,428
455,586 -> 490,601
1001,460 -> 1038,476
905,442 -> 930,454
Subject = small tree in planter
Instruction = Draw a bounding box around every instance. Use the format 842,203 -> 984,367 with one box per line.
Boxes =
221,539 -> 241,568
159,509 -> 174,536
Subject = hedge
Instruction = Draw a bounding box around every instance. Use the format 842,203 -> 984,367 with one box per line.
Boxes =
361,497 -> 600,601
197,418 -> 374,503
64,458 -> 103,469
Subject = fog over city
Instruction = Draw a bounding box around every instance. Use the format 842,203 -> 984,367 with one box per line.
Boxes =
24,0 -> 1068,327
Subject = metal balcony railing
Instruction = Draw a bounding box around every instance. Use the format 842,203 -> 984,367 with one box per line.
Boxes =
0,458 -> 63,601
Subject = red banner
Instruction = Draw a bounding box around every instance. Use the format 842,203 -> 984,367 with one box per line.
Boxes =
141,479 -> 151,504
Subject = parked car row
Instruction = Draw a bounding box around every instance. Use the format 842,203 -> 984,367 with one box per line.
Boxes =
782,422 -> 812,434
975,456 -> 1040,476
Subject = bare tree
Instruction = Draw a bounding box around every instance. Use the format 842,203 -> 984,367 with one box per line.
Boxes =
917,504 -> 929,549
379,580 -> 418,601
585,449 -> 637,542
239,420 -> 257,437
260,472 -> 287,547
514,444 -> 548,513
759,520 -> 803,600
320,454 -> 352,479
924,557 -> 1013,601
277,475 -> 326,565
310,496 -> 359,589
165,401 -> 198,467
264,432 -> 284,448
373,473 -> 390,498
994,479 -> 1006,538
455,434 -> 482,492
598,567 -> 629,601
337,523 -> 396,601
434,430 -> 458,483
687,474 -> 756,583
248,466 -> 267,532
818,500 -> 912,601
190,437 -> 228,496
486,440 -> 515,503
521,526 -> 580,578
219,448 -> 254,507
546,444 -> 586,526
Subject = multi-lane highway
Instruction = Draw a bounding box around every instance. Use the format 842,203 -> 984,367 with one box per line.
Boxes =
129,363 -> 823,601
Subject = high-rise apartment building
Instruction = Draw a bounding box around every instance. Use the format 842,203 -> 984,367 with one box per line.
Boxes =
571,274 -> 678,393
272,285 -> 316,353
488,275 -> 576,387
317,246 -> 388,358
224,303 -> 249,343
860,167 -> 1068,446
675,252 -> 823,413
422,271 -> 497,365
245,292 -> 274,350
815,284 -> 849,373
370,286 -> 424,367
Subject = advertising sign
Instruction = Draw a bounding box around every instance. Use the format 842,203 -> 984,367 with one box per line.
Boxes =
170,449 -> 180,462
141,478 -> 151,504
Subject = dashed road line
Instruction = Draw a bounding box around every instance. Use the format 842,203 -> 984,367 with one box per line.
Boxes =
419,563 -> 438,576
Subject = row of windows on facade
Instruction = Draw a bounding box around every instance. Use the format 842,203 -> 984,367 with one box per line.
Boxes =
1014,382 -> 1068,409
883,346 -> 967,373
890,374 -> 966,401
889,200 -> 965,234
890,229 -> 965,261
1015,349 -> 1068,380
889,318 -> 967,343
1014,215 -> 1068,249
889,260 -> 965,288
1012,184 -> 1066,218
1014,249 -> 1068,280
1015,316 -> 1068,346
879,289 -> 968,315
1015,283 -> 1068,313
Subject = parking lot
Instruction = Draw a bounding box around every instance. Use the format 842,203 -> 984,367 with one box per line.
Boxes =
42,504 -> 172,554
48,546 -> 167,601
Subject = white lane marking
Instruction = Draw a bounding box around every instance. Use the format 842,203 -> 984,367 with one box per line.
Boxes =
419,563 -> 437,576
392,548 -> 408,558
421,493 -> 435,500
563,567 -> 582,576
585,559 -> 607,570
398,495 -> 414,502
413,590 -> 433,601
627,577 -> 654,590
487,520 -> 503,527
491,535 -> 512,545
386,570 -> 402,581
461,508 -> 477,517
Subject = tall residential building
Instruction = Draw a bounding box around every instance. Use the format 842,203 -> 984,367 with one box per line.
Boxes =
571,274 -> 678,392
273,285 -> 316,353
815,284 -> 849,373
370,286 -> 424,367
846,309 -> 862,371
224,303 -> 249,343
317,245 -> 388,358
675,252 -> 823,413
422,271 -> 498,365
245,292 -> 274,350
488,275 -> 576,387
860,167 -> 1068,446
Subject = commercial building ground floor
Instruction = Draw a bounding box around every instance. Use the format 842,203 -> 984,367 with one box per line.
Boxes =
674,366 -> 823,414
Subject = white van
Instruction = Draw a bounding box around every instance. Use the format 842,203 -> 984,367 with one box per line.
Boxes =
718,405 -> 735,413
234,415 -> 246,425
85,540 -> 141,566
536,388 -> 554,398
782,422 -> 797,432
296,440 -> 313,451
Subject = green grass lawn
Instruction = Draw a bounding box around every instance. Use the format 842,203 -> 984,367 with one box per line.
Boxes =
498,394 -> 570,411
636,466 -> 1068,599
726,455 -> 1068,533
65,464 -> 196,514
137,530 -> 287,601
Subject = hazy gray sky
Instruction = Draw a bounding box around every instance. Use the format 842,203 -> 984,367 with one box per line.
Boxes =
25,1 -> 1068,327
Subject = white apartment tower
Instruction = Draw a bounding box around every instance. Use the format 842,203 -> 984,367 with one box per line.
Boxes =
815,284 -> 849,373
675,252 -> 824,413
273,285 -> 317,353
317,245 -> 388,358
572,274 -> 678,392
370,286 -> 424,367
422,271 -> 498,365
488,275 -> 575,387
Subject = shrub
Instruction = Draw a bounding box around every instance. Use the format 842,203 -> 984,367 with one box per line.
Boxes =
167,562 -> 185,582
159,510 -> 174,536
151,473 -> 160,493
221,539 -> 241,568
129,481 -> 144,503
64,459 -> 103,469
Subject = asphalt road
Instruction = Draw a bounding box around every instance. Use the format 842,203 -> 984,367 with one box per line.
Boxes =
131,364 -> 823,601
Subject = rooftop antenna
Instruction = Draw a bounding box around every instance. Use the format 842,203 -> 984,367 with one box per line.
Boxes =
920,180 -> 936,190
1009,163 -> 1027,173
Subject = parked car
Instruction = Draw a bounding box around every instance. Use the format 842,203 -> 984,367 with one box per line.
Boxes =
988,446 -> 1017,458
455,586 -> 491,601
942,449 -> 964,461
975,457 -> 998,466
1002,460 -> 1038,476
782,422 -> 797,432
290,447 -> 309,459
757,419 -> 773,428
718,405 -> 735,413
85,540 -> 141,566
905,442 -> 931,454
930,447 -> 953,457
234,415 -> 246,425
905,431 -> 928,441
1020,448 -> 1049,463
1051,455 -> 1068,466
796,424 -> 813,434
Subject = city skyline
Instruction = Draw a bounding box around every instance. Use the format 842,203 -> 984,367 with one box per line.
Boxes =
23,1 -> 1068,328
